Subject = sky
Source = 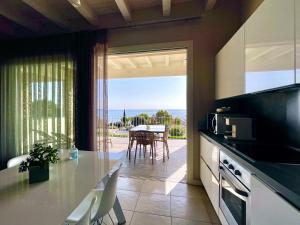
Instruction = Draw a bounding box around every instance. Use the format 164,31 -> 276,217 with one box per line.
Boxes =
108,75 -> 186,109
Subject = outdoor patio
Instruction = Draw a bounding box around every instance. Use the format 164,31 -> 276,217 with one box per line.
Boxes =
109,137 -> 187,183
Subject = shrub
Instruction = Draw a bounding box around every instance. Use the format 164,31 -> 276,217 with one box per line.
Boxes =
169,127 -> 184,136
156,110 -> 172,125
130,116 -> 146,126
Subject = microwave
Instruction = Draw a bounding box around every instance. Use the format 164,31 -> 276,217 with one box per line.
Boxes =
207,113 -> 229,135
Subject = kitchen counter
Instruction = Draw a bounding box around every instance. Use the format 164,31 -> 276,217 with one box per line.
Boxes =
200,130 -> 300,211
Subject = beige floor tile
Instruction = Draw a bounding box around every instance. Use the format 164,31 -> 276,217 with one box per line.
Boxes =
117,177 -> 144,192
171,196 -> 211,223
117,190 -> 139,211
131,212 -> 171,225
203,197 -> 221,224
102,209 -> 133,225
172,217 -> 212,225
135,193 -> 171,216
170,183 -> 207,198
141,179 -> 176,195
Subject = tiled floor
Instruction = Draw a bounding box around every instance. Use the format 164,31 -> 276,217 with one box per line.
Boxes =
110,138 -> 187,182
103,177 -> 221,225
104,138 -> 221,225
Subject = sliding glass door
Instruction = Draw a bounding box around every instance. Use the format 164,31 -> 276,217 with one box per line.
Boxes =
0,55 -> 75,166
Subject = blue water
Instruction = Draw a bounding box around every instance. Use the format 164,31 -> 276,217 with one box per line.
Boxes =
107,109 -> 186,123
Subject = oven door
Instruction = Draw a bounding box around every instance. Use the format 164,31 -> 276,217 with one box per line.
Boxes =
219,165 -> 250,225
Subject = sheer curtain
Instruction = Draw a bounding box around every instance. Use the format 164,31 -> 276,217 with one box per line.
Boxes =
0,54 -> 75,167
94,43 -> 108,152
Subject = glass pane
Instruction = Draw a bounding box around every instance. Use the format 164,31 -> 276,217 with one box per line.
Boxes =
222,186 -> 246,225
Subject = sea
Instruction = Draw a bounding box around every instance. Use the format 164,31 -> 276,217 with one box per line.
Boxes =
107,109 -> 186,123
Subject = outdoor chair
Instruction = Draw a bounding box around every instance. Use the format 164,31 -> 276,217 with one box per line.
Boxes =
155,126 -> 170,162
134,131 -> 156,164
127,130 -> 136,160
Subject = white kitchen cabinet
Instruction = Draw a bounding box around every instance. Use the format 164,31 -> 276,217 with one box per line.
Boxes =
200,158 -> 219,214
245,0 -> 295,93
200,135 -> 219,179
251,176 -> 300,225
216,25 -> 245,99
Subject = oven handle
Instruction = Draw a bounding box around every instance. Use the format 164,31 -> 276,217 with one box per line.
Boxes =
219,166 -> 249,198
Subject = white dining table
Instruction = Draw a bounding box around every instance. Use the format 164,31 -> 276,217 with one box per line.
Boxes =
0,150 -> 126,225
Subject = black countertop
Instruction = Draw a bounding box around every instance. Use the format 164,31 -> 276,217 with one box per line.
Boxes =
200,130 -> 300,211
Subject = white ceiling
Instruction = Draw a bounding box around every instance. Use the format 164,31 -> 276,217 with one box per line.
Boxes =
107,49 -> 187,79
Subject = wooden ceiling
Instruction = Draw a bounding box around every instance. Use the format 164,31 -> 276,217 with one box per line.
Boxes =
0,0 -> 218,38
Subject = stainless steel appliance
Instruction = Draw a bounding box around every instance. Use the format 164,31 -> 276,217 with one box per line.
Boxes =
219,151 -> 251,225
224,117 -> 256,141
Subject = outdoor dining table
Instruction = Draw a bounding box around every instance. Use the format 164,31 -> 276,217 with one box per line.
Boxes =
0,150 -> 126,225
127,125 -> 166,160
129,125 -> 166,133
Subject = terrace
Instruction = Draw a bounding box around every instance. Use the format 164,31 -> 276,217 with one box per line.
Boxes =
107,113 -> 187,182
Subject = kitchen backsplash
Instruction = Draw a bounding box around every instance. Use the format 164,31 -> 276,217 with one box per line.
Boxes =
214,87 -> 300,148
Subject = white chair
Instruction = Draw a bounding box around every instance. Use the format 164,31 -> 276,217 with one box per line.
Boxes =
75,196 -> 96,225
66,163 -> 121,225
7,155 -> 29,168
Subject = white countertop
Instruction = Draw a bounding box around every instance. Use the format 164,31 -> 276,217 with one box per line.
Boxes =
0,151 -> 123,225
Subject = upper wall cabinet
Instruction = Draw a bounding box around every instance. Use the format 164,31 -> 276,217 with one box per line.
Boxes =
216,26 -> 245,99
245,0 -> 295,93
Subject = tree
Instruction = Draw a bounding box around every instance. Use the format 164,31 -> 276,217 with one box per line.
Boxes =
174,117 -> 181,125
121,109 -> 126,126
138,113 -> 150,123
155,110 -> 172,125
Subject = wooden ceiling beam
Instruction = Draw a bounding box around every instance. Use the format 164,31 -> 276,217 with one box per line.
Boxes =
125,58 -> 137,68
0,2 -> 39,31
205,0 -> 217,11
145,56 -> 153,67
67,0 -> 99,26
162,0 -> 171,17
114,0 -> 132,22
165,55 -> 170,66
23,0 -> 70,29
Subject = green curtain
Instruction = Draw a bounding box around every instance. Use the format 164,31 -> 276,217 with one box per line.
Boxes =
94,43 -> 108,151
0,54 -> 75,167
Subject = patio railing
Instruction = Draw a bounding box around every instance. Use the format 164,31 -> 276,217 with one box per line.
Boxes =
107,116 -> 187,139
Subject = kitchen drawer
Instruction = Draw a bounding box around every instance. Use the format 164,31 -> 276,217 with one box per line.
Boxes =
200,158 -> 219,214
200,135 -> 220,179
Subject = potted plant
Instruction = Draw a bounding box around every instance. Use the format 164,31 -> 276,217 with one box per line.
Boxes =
19,143 -> 60,183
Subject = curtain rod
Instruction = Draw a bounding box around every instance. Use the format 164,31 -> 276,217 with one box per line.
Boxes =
107,16 -> 202,31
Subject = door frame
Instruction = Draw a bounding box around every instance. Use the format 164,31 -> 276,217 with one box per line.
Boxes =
108,40 -> 196,184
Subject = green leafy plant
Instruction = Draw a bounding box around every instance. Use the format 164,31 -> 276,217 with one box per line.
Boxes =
19,143 -> 60,172
169,127 -> 185,136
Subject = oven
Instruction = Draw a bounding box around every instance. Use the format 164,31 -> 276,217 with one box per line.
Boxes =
219,151 -> 251,225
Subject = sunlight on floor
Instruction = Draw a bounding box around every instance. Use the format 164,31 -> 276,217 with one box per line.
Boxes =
164,163 -> 187,195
